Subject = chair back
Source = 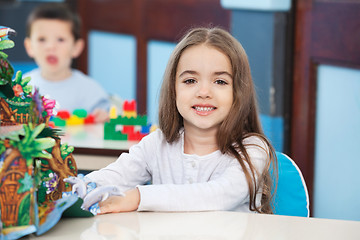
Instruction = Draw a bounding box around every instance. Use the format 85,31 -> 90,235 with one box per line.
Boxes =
271,152 -> 310,217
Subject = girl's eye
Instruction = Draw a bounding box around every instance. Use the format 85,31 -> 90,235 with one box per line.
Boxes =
57,37 -> 65,42
38,37 -> 45,42
215,79 -> 228,85
184,78 -> 196,84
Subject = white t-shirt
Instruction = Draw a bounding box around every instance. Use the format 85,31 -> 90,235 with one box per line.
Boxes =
86,129 -> 268,212
25,68 -> 110,113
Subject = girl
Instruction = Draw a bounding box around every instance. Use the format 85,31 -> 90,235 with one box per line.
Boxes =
86,27 -> 277,214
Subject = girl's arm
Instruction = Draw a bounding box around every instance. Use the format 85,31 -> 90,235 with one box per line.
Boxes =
136,140 -> 268,212
85,132 -> 157,192
137,163 -> 248,212
96,163 -> 247,214
99,188 -> 140,214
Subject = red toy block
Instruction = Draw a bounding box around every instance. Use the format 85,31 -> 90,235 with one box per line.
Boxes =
57,110 -> 71,119
122,125 -> 134,134
128,131 -> 146,141
84,114 -> 95,124
123,100 -> 136,111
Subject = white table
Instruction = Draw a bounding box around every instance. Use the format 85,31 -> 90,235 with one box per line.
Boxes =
27,211 -> 360,239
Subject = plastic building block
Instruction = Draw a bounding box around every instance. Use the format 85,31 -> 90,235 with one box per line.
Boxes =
123,100 -> 137,118
141,124 -> 151,134
103,99 -> 153,141
51,109 -> 99,126
123,100 -> 136,111
109,106 -> 117,119
73,109 -> 87,118
57,110 -> 71,119
127,131 -> 147,141
150,125 -> 158,132
104,122 -> 128,140
84,114 -> 95,124
52,117 -> 66,126
122,125 -> 134,134
66,115 -> 84,125
134,115 -> 147,126
123,110 -> 137,118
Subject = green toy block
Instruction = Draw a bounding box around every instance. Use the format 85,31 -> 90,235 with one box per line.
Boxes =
73,109 -> 87,118
104,130 -> 128,140
134,115 -> 147,126
52,117 -> 66,126
114,133 -> 128,140
109,116 -> 125,125
109,115 -> 147,126
104,122 -> 128,140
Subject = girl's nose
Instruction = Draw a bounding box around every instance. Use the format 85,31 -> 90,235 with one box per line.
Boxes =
196,81 -> 211,98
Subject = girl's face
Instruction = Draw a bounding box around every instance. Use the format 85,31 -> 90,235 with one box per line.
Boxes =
175,44 -> 233,134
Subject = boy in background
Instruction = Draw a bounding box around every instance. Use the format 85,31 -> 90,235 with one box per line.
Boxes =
24,3 -> 110,123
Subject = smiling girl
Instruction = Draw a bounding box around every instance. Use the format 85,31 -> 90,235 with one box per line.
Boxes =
84,27 -> 277,214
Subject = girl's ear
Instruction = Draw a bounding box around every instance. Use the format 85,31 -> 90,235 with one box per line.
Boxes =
24,37 -> 34,58
72,38 -> 85,58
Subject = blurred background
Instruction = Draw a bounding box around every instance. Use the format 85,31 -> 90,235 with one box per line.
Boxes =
1,0 -> 359,221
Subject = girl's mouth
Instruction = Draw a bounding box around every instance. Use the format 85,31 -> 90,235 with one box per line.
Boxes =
193,106 -> 216,112
192,105 -> 216,115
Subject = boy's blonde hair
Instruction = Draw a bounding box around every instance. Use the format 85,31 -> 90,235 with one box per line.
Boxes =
159,27 -> 276,213
26,3 -> 81,40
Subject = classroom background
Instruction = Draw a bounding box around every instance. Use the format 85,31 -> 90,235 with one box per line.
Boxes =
0,0 -> 359,221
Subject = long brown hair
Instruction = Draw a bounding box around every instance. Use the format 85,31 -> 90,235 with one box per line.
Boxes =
158,27 -> 277,213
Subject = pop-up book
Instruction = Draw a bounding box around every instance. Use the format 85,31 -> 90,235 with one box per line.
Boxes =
0,26 -> 90,240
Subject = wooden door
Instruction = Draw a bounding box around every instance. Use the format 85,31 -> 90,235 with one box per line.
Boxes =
291,0 -> 360,211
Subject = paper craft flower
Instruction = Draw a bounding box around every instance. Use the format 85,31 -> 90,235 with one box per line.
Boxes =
42,96 -> 56,117
44,172 -> 59,194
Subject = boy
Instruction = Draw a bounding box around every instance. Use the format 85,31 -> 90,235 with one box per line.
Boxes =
24,3 -> 110,123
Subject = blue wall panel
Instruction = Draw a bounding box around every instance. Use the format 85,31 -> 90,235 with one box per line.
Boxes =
147,40 -> 176,125
88,31 -> 136,101
221,0 -> 291,11
260,114 -> 284,152
314,65 -> 360,221
231,11 -> 275,115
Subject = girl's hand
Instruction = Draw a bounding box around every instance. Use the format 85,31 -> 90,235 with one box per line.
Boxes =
98,188 -> 140,214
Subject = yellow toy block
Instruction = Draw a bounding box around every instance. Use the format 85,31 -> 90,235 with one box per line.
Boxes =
123,110 -> 137,118
109,105 -> 117,119
150,124 -> 158,132
66,115 -> 84,125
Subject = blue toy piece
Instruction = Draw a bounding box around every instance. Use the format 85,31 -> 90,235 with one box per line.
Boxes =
271,152 -> 310,217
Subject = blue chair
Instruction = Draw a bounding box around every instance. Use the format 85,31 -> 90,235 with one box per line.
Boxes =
271,152 -> 310,217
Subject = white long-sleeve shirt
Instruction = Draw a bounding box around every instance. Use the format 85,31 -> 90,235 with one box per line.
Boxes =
86,129 -> 268,212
